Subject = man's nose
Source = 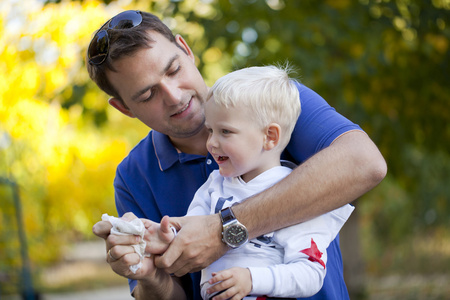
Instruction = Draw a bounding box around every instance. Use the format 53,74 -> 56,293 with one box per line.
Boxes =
160,79 -> 182,106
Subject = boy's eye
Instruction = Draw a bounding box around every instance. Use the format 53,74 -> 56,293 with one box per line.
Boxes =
222,129 -> 231,134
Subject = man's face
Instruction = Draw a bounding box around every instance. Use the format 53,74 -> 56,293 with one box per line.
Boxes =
106,32 -> 208,139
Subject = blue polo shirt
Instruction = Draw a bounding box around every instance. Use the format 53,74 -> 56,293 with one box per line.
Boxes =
114,83 -> 360,300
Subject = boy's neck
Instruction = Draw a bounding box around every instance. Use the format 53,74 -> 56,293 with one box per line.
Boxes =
240,156 -> 282,183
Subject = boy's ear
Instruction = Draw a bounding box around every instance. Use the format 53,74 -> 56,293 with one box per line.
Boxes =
263,123 -> 281,150
108,98 -> 135,118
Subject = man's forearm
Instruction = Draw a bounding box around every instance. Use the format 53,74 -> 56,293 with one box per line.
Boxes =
233,130 -> 387,239
134,272 -> 187,300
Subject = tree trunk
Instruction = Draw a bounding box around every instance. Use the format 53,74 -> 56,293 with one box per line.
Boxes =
340,204 -> 367,299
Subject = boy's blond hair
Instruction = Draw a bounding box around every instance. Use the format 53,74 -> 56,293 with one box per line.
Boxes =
208,64 -> 301,150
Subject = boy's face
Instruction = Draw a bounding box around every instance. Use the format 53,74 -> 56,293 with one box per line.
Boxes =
106,32 -> 208,140
205,99 -> 277,182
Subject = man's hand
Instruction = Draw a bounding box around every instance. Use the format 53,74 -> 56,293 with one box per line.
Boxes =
93,213 -> 187,300
93,212 -> 157,279
154,214 -> 228,276
92,218 -> 113,239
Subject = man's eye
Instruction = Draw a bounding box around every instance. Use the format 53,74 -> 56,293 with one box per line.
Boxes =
141,89 -> 156,102
141,95 -> 152,102
169,65 -> 181,76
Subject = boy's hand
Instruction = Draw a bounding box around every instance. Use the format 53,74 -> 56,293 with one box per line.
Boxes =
206,267 -> 252,300
144,215 -> 175,254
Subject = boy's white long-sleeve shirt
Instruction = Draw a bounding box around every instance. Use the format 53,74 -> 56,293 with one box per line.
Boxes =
186,166 -> 354,299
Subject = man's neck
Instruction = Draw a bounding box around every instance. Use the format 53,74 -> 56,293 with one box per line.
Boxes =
169,127 -> 209,156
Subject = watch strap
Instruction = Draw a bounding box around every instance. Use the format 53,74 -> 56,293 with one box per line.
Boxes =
219,207 -> 235,224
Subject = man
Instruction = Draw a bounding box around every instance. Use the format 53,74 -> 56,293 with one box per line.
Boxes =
88,10 -> 386,300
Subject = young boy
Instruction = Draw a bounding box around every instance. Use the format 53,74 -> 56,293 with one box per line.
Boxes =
146,65 -> 354,300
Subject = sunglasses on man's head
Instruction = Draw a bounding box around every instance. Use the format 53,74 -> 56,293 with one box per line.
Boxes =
88,10 -> 143,66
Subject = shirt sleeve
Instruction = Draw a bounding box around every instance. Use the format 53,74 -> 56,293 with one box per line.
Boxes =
248,204 -> 354,298
284,83 -> 362,163
186,171 -> 217,216
114,167 -> 144,218
113,166 -> 151,296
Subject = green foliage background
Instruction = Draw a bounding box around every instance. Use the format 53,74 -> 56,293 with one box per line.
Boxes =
1,0 -> 449,295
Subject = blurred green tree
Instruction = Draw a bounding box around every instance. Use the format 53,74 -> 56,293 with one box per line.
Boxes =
139,0 -> 450,249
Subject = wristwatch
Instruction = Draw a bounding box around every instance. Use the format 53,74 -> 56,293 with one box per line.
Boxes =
219,207 -> 249,249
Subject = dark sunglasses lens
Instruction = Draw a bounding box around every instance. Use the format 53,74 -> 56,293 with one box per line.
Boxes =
109,10 -> 142,29
88,30 -> 109,65
88,11 -> 142,65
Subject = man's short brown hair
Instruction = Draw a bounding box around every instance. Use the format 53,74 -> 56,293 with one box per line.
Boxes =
86,11 -> 177,101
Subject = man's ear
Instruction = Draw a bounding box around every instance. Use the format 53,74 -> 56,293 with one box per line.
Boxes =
263,123 -> 281,150
175,34 -> 195,62
108,98 -> 135,118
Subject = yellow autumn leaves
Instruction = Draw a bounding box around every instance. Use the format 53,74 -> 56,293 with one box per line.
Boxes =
0,0 -> 145,264
0,0 -> 227,267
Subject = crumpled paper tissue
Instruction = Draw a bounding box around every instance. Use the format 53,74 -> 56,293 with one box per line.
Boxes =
102,213 -> 149,274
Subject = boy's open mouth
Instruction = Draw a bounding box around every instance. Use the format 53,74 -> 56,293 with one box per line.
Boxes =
218,156 -> 228,161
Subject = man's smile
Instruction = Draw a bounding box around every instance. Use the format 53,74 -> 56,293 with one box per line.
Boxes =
171,99 -> 192,117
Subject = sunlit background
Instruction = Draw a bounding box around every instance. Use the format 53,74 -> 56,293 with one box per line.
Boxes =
1,0 -> 449,299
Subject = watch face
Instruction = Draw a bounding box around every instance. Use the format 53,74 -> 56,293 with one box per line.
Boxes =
224,224 -> 248,247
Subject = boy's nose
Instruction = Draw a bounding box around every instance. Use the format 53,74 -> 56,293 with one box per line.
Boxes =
207,134 -> 219,150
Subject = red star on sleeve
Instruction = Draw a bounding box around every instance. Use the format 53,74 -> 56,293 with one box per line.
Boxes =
300,238 -> 326,269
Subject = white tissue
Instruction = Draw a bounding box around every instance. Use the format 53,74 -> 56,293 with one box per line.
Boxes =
102,213 -> 149,274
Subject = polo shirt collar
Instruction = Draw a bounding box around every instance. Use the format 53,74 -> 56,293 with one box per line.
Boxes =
152,130 -> 206,171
